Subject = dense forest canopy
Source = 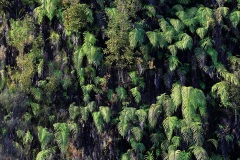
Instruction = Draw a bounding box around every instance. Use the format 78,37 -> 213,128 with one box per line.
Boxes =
0,0 -> 240,159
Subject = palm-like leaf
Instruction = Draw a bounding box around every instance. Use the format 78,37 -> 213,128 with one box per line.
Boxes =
196,27 -> 207,39
99,106 -> 111,123
116,87 -> 127,101
148,104 -> 162,128
136,109 -> 147,124
170,19 -> 184,32
229,10 -> 240,28
163,116 -> 178,141
36,147 -> 56,160
129,28 -> 145,48
131,127 -> 143,141
211,81 -> 230,107
130,87 -> 141,104
168,55 -> 180,71
69,103 -> 80,120
53,123 -> 77,154
92,111 -> 104,133
171,83 -> 182,108
38,126 -> 53,150
190,146 -> 208,160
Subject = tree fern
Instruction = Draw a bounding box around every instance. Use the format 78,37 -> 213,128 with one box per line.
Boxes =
129,28 -> 145,48
131,127 -> 143,141
163,116 -> 178,141
69,103 -> 80,120
148,104 -> 162,128
117,121 -> 129,137
175,33 -> 193,50
99,106 -> 111,123
211,81 -> 230,107
130,87 -> 141,104
196,7 -> 214,28
182,87 -> 193,121
92,111 -> 104,133
146,30 -> 164,48
80,106 -> 90,121
168,55 -> 180,71
190,146 -> 208,160
196,27 -> 207,39
53,123 -> 77,154
36,147 -> 56,160
38,126 -> 53,150
34,0 -> 60,23
171,83 -> 182,108
144,151 -> 155,160
23,131 -> 33,145
130,139 -> 146,152
170,19 -> 184,32
229,10 -> 240,28
136,109 -> 147,125
129,71 -> 145,88
116,86 -> 127,101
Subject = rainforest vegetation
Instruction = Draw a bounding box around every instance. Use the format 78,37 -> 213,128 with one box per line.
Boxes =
0,0 -> 240,159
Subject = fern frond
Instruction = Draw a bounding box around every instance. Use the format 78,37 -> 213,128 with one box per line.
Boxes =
130,87 -> 141,104
92,111 -> 104,133
190,146 -> 208,160
86,101 -> 96,113
229,10 -> 240,28
136,109 -> 147,124
144,151 -> 155,160
196,27 -> 207,39
146,31 -> 162,48
131,127 -> 143,141
116,87 -> 127,101
168,45 -> 177,55
168,55 -> 180,71
171,83 -> 182,108
69,103 -> 80,120
175,33 -> 193,50
117,121 -> 129,137
23,131 -> 33,145
148,104 -> 162,128
36,147 -> 56,160
129,28 -> 145,48
99,106 -> 111,123
200,37 -> 213,49
38,126 -> 53,150
182,87 -> 195,122
211,81 -> 230,107
170,19 -> 184,32
80,106 -> 89,121
163,116 -> 178,141
207,139 -> 218,150
159,18 -> 170,32
53,123 -> 71,154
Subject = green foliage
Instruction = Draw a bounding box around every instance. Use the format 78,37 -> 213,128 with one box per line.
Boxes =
116,87 -> 127,101
53,123 -> 78,154
129,28 -> 145,48
99,106 -> 111,123
63,3 -> 93,35
34,0 -> 60,23
93,111 -> 104,133
36,147 -> 56,160
130,87 -> 141,104
229,10 -> 240,28
163,116 -> 178,141
69,103 -> 80,120
7,16 -> 34,54
38,126 -> 53,150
